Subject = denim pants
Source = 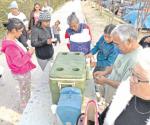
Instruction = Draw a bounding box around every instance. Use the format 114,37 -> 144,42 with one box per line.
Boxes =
54,34 -> 61,43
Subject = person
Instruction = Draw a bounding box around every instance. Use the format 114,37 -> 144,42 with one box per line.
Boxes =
86,24 -> 118,73
1,18 -> 36,112
139,35 -> 150,48
42,1 -> 53,15
31,10 -> 54,71
52,20 -> 61,45
99,48 -> 150,125
29,2 -> 41,31
8,1 -> 29,50
8,1 -> 28,29
65,12 -> 92,54
94,24 -> 142,103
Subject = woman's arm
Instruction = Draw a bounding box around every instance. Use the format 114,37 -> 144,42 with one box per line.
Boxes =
5,46 -> 32,67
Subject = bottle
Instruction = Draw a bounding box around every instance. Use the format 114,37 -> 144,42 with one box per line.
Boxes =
86,58 -> 93,79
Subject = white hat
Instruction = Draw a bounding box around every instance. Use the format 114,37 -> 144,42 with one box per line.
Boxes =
9,1 -> 18,9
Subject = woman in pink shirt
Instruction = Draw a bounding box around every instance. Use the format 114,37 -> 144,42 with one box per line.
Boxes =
1,18 -> 36,112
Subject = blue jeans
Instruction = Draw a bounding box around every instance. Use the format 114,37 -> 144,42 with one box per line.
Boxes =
54,34 -> 61,43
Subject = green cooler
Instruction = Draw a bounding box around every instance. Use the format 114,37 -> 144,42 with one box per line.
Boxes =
49,52 -> 86,104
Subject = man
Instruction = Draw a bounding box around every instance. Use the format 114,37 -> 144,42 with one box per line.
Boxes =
99,48 -> 150,125
42,1 -> 53,15
8,1 -> 28,28
8,1 -> 29,50
94,24 -> 142,103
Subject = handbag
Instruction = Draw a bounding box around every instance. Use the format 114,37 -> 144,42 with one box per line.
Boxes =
76,100 -> 99,125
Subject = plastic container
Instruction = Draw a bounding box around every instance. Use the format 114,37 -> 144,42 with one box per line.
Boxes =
57,87 -> 82,125
49,52 -> 86,104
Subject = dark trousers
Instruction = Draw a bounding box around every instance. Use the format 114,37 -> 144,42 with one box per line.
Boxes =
54,34 -> 61,43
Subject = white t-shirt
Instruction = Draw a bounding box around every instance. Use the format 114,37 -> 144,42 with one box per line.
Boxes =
70,29 -> 91,43
8,12 -> 28,29
42,6 -> 53,14
16,39 -> 27,52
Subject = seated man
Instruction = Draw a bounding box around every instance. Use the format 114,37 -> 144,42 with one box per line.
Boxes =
94,24 -> 142,103
99,48 -> 150,125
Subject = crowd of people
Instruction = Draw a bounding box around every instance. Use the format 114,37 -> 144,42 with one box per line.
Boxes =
0,0 -> 150,125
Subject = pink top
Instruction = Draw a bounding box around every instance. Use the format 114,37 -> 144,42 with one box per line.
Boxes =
1,39 -> 36,74
34,12 -> 40,25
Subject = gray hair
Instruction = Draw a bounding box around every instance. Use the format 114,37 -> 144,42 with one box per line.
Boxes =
137,48 -> 150,74
67,12 -> 79,25
111,24 -> 138,43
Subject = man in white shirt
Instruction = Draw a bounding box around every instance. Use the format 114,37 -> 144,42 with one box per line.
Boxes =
8,1 -> 29,49
42,1 -> 53,15
8,1 -> 28,29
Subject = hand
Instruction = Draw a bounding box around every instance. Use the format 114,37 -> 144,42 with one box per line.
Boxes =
90,61 -> 96,68
27,30 -> 32,34
28,48 -> 35,55
86,53 -> 93,58
144,37 -> 150,43
130,82 -> 150,100
47,39 -> 53,44
94,75 -> 107,85
94,71 -> 106,78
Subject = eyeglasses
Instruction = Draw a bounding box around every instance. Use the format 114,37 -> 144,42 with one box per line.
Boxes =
130,68 -> 150,84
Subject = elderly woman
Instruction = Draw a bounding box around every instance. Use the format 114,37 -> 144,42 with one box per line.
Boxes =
94,24 -> 142,103
99,48 -> 150,125
65,12 -> 92,54
87,24 -> 118,72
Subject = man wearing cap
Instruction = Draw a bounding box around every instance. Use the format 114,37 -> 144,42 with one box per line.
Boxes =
8,1 -> 28,28
8,1 -> 29,50
31,10 -> 54,71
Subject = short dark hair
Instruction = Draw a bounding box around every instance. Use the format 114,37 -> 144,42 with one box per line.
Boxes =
104,24 -> 116,35
3,18 -> 24,31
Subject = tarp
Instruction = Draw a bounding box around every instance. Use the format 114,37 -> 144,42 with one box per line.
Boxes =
124,2 -> 144,15
123,10 -> 150,29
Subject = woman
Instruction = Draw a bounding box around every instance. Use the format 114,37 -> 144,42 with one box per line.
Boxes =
1,18 -> 36,111
87,24 -> 118,73
65,12 -> 92,54
29,2 -> 41,30
31,10 -> 54,71
99,48 -> 150,125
